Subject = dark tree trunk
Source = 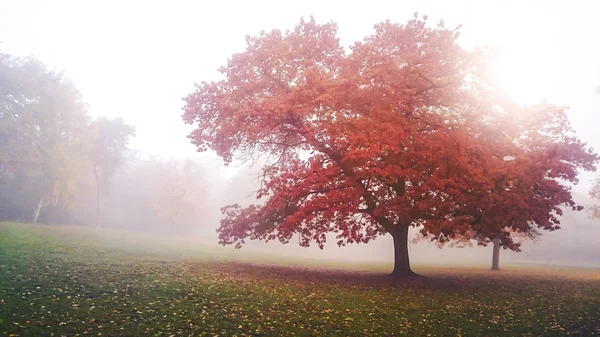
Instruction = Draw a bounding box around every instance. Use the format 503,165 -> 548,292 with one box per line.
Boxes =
491,237 -> 501,271
390,224 -> 416,276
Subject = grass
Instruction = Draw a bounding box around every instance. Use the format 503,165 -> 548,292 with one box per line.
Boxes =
1,222 -> 599,336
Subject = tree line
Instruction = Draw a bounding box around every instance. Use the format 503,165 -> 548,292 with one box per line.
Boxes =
0,52 -> 132,225
0,52 -> 213,231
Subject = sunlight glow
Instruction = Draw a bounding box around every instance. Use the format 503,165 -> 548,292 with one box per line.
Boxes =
489,32 -> 565,105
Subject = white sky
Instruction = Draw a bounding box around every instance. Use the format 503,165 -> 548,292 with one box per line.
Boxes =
1,0 -> 599,187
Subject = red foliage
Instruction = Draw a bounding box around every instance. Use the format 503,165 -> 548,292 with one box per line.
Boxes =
182,15 -> 598,261
448,102 -> 598,251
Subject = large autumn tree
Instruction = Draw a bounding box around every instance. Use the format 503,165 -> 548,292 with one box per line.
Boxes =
182,15 -> 597,275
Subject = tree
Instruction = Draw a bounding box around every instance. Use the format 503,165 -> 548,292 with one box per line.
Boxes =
0,53 -> 92,223
89,117 -> 135,228
591,176 -> 600,218
491,228 -> 541,270
429,101 -> 596,269
592,87 -> 600,218
154,158 -> 208,229
413,226 -> 540,270
411,103 -> 597,271
182,16 -> 597,276
77,154 -> 213,233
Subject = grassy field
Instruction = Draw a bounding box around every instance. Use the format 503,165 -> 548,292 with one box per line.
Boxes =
1,223 -> 599,336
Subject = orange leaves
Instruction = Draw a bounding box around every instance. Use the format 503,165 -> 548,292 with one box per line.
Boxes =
182,16 -> 598,253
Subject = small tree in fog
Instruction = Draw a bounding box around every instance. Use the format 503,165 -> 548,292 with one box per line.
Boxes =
89,117 -> 135,228
413,226 -> 541,270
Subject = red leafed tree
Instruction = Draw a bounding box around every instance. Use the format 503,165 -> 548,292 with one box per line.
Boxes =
182,15 -> 598,276
414,101 -> 598,270
463,103 -> 597,269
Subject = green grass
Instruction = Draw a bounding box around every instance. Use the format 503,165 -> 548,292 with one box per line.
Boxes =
1,222 -> 599,336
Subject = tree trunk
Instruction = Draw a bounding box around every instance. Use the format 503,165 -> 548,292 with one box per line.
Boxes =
94,166 -> 101,228
390,224 -> 416,276
491,237 -> 501,271
32,196 -> 43,224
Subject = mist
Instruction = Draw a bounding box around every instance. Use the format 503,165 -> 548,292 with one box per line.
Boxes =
34,153 -> 594,268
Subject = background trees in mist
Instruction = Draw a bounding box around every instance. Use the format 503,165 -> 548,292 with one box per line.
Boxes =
0,53 -> 91,223
89,117 -> 135,228
0,52 -> 216,233
92,155 -> 214,233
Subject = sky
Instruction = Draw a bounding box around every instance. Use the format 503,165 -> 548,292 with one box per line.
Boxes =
1,0 -> 598,185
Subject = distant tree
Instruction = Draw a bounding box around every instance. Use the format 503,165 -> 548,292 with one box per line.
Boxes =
79,155 -> 213,233
182,16 -> 597,275
592,176 -> 600,219
412,102 -> 595,271
88,152 -> 160,230
593,88 -> 600,218
447,101 -> 598,270
0,53 -> 91,223
154,158 -> 207,229
489,228 -> 541,270
413,226 -> 540,270
89,117 -> 135,228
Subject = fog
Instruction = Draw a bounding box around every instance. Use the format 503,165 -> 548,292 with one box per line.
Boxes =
1,0 -> 599,268
49,151 -> 598,268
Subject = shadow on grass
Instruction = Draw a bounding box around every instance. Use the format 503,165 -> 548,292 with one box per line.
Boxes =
182,259 -> 600,294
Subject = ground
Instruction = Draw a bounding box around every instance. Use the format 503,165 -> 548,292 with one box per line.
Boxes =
0,223 -> 599,336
